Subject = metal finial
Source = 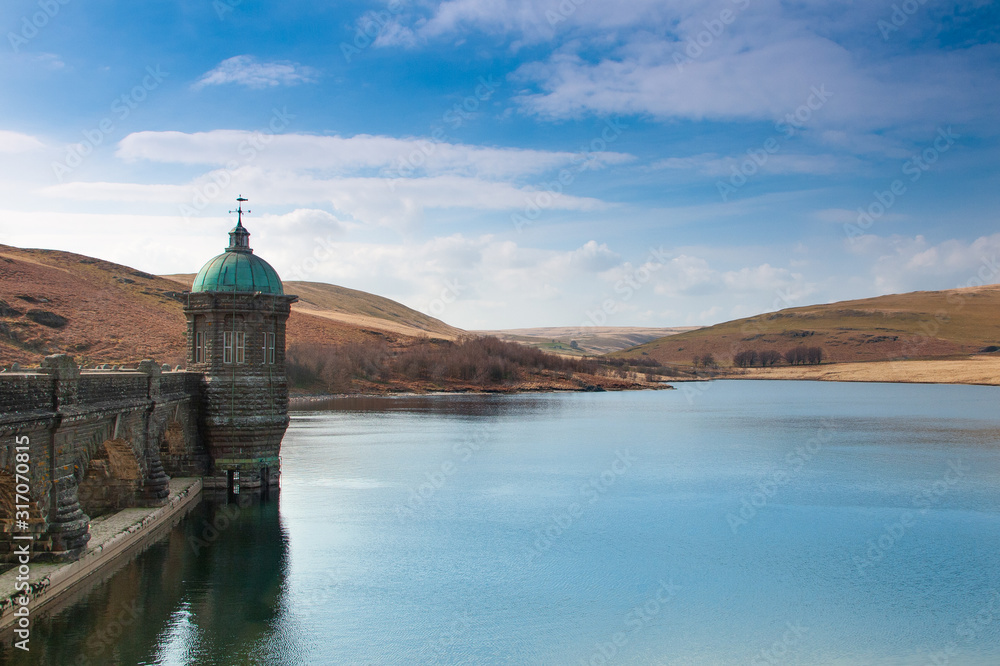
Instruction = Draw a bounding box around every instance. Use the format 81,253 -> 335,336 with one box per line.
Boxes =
229,195 -> 251,225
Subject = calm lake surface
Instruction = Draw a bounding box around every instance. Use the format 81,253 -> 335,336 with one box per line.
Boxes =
4,381 -> 1000,665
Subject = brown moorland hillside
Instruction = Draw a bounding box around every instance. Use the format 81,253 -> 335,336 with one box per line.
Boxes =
0,245 -> 191,366
0,245 -> 659,394
616,284 -> 1000,367
164,274 -> 462,340
0,245 -> 455,367
474,326 -> 699,356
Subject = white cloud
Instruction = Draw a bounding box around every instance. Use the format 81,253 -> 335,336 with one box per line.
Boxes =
416,0 -> 550,41
193,55 -> 318,90
1,207 -> 813,329
513,40 -> 851,123
115,130 -> 631,179
0,131 -> 44,153
653,152 -> 857,178
643,254 -> 817,314
367,0 -> 681,45
349,0 -> 1000,158
260,234 -> 645,326
33,53 -> 65,70
37,165 -> 610,229
0,209 -> 223,274
260,208 -> 349,238
852,233 -> 1000,294
35,129 -> 631,229
501,6 -> 1000,138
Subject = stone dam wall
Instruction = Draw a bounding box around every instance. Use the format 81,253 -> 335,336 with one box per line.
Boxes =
0,355 -> 207,562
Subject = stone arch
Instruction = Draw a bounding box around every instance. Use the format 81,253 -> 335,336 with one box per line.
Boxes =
73,423 -> 115,486
77,439 -> 142,517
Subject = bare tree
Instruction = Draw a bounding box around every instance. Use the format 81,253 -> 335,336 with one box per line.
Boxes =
785,346 -> 808,365
759,349 -> 782,367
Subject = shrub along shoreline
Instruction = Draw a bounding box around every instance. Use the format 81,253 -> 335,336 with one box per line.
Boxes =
286,336 -> 671,395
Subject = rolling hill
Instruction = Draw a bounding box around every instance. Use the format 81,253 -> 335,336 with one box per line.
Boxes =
475,326 -> 699,356
616,285 -> 1000,367
163,274 -> 462,340
0,245 -> 460,367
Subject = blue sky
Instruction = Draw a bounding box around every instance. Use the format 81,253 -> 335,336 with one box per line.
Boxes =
1,0 -> 998,329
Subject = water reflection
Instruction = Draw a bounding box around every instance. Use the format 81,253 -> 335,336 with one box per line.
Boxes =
4,384 -> 1000,664
291,392 -> 567,418
0,496 -> 290,666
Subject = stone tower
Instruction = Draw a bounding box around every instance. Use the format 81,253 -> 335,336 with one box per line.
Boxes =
183,197 -> 297,493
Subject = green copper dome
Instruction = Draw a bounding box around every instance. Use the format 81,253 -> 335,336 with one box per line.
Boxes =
191,219 -> 284,295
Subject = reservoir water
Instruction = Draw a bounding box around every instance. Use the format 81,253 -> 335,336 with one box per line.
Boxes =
4,381 -> 1000,665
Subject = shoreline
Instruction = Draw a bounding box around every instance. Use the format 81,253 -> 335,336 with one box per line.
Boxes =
0,477 -> 202,632
289,357 -> 1000,404
706,356 -> 1000,387
289,382 -> 676,406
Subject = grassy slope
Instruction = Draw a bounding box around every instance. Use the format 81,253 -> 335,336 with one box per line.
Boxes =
163,275 -> 462,340
616,284 -> 1000,366
474,326 -> 699,356
0,245 -> 459,366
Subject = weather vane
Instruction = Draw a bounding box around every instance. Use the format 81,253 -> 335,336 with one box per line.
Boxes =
229,195 -> 251,225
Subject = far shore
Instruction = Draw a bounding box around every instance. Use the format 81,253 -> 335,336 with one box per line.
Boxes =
287,357 -> 1000,402
289,381 -> 675,405
709,355 -> 1000,386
